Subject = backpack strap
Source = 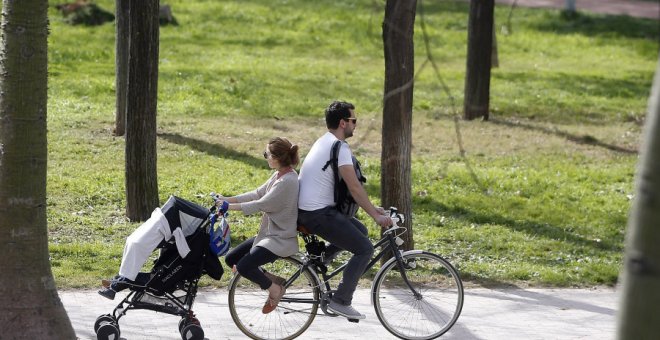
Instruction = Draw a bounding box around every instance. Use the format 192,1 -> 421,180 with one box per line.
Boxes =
321,140 -> 341,171
321,140 -> 342,204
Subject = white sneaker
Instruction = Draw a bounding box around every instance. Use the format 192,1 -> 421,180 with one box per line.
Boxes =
327,300 -> 366,320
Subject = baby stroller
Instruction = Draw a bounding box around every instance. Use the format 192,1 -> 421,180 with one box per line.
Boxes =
94,196 -> 230,340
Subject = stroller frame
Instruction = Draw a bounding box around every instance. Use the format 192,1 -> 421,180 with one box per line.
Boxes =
95,197 -> 223,340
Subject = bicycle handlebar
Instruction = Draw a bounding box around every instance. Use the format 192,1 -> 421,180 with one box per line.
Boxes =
383,207 -> 406,235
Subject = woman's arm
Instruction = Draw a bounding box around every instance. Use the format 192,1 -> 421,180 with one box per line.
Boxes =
240,175 -> 297,216
219,173 -> 279,212
222,196 -> 239,204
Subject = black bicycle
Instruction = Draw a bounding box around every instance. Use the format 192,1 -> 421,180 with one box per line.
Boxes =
227,208 -> 464,340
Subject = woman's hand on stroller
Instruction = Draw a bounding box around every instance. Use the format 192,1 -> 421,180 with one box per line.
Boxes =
210,192 -> 224,203
209,192 -> 230,214
217,200 -> 229,213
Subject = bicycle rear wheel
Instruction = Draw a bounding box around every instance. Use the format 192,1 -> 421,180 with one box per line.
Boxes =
228,256 -> 321,340
373,251 -> 464,340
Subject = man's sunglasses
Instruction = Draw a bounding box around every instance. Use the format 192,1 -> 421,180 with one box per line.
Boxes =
343,117 -> 357,124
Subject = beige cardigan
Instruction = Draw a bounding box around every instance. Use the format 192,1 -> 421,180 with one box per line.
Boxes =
234,171 -> 299,257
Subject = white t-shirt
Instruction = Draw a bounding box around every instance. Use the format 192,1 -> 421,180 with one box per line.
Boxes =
298,132 -> 353,211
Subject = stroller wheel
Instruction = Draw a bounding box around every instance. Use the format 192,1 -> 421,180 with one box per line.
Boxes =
94,314 -> 116,333
180,323 -> 204,340
179,316 -> 200,333
96,321 -> 120,340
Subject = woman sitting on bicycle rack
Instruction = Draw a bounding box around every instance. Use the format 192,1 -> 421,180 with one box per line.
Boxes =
216,137 -> 300,314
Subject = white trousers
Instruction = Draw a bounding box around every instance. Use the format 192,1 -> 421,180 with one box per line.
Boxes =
118,208 -> 191,280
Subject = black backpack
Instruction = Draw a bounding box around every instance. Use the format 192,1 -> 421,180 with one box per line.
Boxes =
322,140 -> 366,217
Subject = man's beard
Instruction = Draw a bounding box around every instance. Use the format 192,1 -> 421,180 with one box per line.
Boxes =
344,127 -> 354,138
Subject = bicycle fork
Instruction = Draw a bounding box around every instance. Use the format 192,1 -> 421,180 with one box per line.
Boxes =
392,248 -> 423,300
370,234 -> 424,304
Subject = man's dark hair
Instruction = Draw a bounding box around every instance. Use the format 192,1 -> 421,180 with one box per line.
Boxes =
325,101 -> 355,129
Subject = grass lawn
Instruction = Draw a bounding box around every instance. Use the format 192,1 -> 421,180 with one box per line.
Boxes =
46,0 -> 658,288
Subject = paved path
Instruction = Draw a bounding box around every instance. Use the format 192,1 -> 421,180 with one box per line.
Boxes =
62,287 -> 618,339
497,0 -> 659,20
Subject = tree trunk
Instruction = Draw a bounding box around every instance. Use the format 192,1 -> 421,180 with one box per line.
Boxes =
125,0 -> 160,221
0,0 -> 76,337
114,0 -> 129,136
381,0 -> 416,251
617,57 -> 660,339
464,0 -> 494,120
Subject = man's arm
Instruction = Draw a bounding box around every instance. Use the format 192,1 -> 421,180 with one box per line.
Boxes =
338,164 -> 391,227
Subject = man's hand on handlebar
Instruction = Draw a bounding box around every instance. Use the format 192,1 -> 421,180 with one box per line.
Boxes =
373,214 -> 392,228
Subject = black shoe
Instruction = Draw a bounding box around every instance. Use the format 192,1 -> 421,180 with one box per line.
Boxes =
98,288 -> 116,300
104,275 -> 132,292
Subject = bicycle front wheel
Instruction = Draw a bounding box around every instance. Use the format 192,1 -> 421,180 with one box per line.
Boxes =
228,256 -> 321,340
373,251 -> 464,340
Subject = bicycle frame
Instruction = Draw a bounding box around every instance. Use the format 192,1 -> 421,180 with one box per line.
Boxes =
281,224 -> 422,307
228,208 -> 464,340
321,229 -> 397,284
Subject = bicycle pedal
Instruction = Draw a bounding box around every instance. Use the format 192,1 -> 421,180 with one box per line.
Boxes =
348,318 -> 360,323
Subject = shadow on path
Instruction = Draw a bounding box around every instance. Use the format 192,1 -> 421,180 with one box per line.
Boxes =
470,287 -> 616,316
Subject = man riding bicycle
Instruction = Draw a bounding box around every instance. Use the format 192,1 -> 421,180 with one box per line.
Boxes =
297,100 -> 392,320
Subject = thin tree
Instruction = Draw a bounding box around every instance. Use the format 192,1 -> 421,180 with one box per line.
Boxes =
125,0 -> 160,221
0,0 -> 76,336
114,0 -> 129,136
381,0 -> 417,250
565,0 -> 576,13
464,0 -> 495,120
491,22 -> 499,68
617,57 -> 660,339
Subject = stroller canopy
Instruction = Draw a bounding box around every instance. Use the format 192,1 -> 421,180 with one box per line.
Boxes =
161,196 -> 209,236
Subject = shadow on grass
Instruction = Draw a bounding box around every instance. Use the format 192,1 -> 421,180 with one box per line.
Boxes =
495,71 -> 652,104
158,132 -> 269,170
460,274 -> 523,288
416,0 -> 658,43
417,0 -> 469,16
364,178 -> 614,254
414,196 -> 622,253
488,118 -> 638,154
532,10 -> 660,42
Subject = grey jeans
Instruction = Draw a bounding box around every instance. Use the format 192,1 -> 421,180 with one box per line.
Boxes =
298,207 -> 374,305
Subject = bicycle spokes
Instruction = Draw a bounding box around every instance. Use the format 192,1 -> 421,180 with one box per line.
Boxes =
373,252 -> 464,340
